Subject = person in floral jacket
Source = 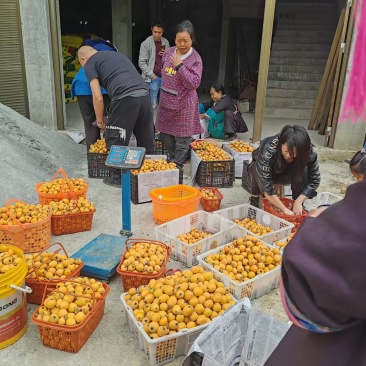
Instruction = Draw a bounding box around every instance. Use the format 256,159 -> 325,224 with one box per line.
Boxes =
155,20 -> 203,167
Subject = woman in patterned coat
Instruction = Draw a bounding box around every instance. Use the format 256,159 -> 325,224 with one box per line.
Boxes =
155,20 -> 203,167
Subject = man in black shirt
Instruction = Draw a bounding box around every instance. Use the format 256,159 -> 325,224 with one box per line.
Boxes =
78,46 -> 154,187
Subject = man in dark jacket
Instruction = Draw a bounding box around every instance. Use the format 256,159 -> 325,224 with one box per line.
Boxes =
78,46 -> 154,187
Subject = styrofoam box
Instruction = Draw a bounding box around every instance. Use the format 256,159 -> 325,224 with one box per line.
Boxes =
303,192 -> 343,212
154,210 -> 237,267
214,204 -> 294,244
132,155 -> 181,203
192,118 -> 209,140
196,226 -> 281,300
222,143 -> 253,178
121,293 -> 237,366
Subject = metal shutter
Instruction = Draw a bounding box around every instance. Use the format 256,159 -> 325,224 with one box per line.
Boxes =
0,0 -> 29,117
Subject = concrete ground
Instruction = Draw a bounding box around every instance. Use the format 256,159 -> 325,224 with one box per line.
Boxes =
0,103 -> 356,366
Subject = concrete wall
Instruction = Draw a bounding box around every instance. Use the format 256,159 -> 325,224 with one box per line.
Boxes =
112,0 -> 132,58
334,14 -> 366,150
19,0 -> 57,130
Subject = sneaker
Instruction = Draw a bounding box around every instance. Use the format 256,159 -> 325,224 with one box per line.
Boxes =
103,175 -> 121,188
224,133 -> 237,142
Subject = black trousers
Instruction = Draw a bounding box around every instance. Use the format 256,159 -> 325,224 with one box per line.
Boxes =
248,162 -> 308,200
105,95 -> 154,154
77,94 -> 110,150
224,110 -> 248,134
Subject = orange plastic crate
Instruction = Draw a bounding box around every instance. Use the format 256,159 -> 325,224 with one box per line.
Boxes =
0,199 -> 52,253
116,239 -> 171,292
51,210 -> 95,236
149,184 -> 201,224
32,280 -> 110,353
262,197 -> 307,232
25,242 -> 84,305
198,187 -> 223,212
36,168 -> 88,205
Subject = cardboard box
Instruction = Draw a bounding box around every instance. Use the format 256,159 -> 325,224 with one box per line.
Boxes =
130,155 -> 182,204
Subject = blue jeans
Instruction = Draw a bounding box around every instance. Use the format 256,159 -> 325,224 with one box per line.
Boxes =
148,77 -> 161,109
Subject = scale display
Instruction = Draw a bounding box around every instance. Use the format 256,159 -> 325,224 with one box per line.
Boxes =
105,146 -> 146,169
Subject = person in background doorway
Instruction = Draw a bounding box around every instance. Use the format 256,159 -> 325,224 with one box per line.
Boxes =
349,149 -> 366,182
248,125 -> 320,214
71,39 -> 117,150
155,20 -> 203,167
138,20 -> 170,109
199,83 -> 248,141
78,46 -> 155,188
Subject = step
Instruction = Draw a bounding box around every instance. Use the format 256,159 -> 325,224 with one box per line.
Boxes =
272,42 -> 331,52
267,80 -> 320,90
270,57 -> 327,66
278,18 -> 337,26
277,2 -> 337,11
269,64 -> 325,74
276,24 -> 337,31
275,29 -> 335,38
294,12 -> 337,19
268,72 -> 323,82
266,88 -> 318,99
265,96 -> 316,109
271,50 -> 329,59
273,36 -> 333,44
264,107 -> 312,119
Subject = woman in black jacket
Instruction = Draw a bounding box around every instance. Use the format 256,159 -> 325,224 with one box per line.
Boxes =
248,125 -> 320,215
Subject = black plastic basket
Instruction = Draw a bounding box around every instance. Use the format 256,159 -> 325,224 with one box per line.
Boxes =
87,152 -> 110,178
196,160 -> 235,188
130,168 -> 184,204
241,160 -> 252,193
154,138 -> 169,158
154,137 -> 191,163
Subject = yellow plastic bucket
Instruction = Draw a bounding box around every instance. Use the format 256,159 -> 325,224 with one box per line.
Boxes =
0,244 -> 32,349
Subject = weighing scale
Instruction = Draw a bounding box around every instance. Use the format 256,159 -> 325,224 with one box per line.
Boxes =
71,146 -> 146,281
105,145 -> 146,237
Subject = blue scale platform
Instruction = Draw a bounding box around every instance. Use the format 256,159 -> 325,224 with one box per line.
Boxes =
71,233 -> 127,281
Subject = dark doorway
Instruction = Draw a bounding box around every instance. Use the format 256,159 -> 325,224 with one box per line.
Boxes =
132,0 -> 223,93
59,0 -> 112,41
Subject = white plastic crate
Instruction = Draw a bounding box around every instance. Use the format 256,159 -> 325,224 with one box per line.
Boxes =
214,204 -> 294,244
154,210 -> 237,267
222,143 -> 253,178
121,294 -> 212,366
196,226 -> 281,300
303,192 -> 343,212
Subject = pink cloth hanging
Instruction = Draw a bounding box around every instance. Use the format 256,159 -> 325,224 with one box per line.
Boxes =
340,0 -> 366,123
